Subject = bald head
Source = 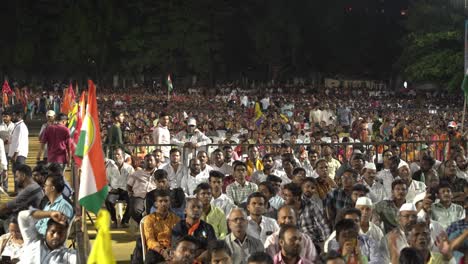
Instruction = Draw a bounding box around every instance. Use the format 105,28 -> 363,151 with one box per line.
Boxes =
277,205 -> 297,227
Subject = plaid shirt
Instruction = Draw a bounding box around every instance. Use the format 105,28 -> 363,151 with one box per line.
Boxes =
374,199 -> 399,233
298,199 -> 330,243
446,219 -> 468,263
325,188 -> 354,220
226,181 -> 258,205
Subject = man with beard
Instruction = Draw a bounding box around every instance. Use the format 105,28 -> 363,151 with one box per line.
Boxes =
172,117 -> 211,166
374,179 -> 408,233
264,205 -> 317,260
194,183 -> 228,239
0,165 -> 43,226
152,112 -> 171,160
127,154 -> 158,223
172,198 -> 216,251
454,153 -> 468,180
18,209 -> 76,263
209,171 -> 235,216
181,158 -> 209,196
168,236 -> 200,264
360,162 -> 385,203
224,208 -> 264,264
273,224 -> 313,264
197,151 -> 213,178
246,192 -> 279,242
105,148 -> 135,228
412,155 -> 439,186
8,109 -> 29,188
151,149 -> 166,169
379,203 -> 418,264
282,183 -> 329,248
390,222 -> 455,264
211,149 -> 234,176
441,160 -> 467,204
251,154 -> 286,184
314,159 -> 337,201
162,148 -> 187,189
397,160 -> 426,203
143,189 -> 180,262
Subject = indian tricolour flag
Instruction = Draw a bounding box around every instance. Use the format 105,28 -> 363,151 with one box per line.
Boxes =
167,74 -> 173,92
75,80 -> 108,214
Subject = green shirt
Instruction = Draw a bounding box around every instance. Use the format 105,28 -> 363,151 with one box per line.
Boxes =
201,205 -> 228,239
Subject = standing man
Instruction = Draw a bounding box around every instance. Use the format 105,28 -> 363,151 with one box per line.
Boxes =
36,113 -> 71,173
9,108 -> 28,193
37,110 -> 55,163
0,110 -> 14,191
107,111 -> 126,159
105,148 -> 135,228
152,112 -> 171,160
172,118 -> 211,166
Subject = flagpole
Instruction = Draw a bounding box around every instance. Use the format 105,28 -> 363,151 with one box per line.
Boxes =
462,95 -> 467,134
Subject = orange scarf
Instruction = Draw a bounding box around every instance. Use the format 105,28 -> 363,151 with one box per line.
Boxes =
188,220 -> 200,236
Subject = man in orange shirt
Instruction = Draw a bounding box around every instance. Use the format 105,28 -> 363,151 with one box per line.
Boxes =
144,189 -> 180,262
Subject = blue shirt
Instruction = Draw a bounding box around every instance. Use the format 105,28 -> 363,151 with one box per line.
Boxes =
35,195 -> 74,235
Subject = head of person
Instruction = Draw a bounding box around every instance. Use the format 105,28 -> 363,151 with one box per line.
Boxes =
45,218 -> 69,250
247,252 -> 273,264
197,150 -> 209,166
436,180 -> 453,204
350,153 -> 365,171
420,155 -> 435,173
382,149 -> 394,168
351,184 -> 369,204
185,198 -> 203,221
8,216 -> 22,241
114,148 -> 125,165
248,145 -> 260,160
144,154 -> 156,170
44,174 -> 65,198
398,160 -> 412,184
258,181 -> 276,201
232,161 -> 247,185
315,159 -> 329,179
398,203 -> 418,232
308,150 -> 319,167
153,169 -> 169,190
278,224 -> 302,258
355,197 -> 373,223
361,163 -> 377,183
32,163 -> 48,187
282,183 -> 302,206
389,155 -> 400,173
189,158 -> 201,175
227,208 -> 248,239
291,167 -> 306,185
152,149 -> 163,164
302,177 -> 318,198
277,205 -> 297,227
339,208 -> 362,230
266,175 -> 282,193
246,192 -> 266,217
2,110 -> 11,124
213,149 -> 225,165
57,113 -> 68,125
223,145 -> 233,161
14,164 -> 32,189
186,118 -> 197,133
399,247 -> 424,264
209,240 -> 232,264
172,236 -> 199,263
153,189 -> 171,214
159,112 -> 170,127
280,142 -> 293,155
209,170 -> 225,195
323,146 -> 333,157
443,159 -> 457,178
46,110 -> 56,122
112,111 -> 125,124
341,169 -> 358,190
335,219 -> 359,253
11,108 -> 23,122
262,153 -> 275,170
170,149 -> 181,165
406,222 -> 431,251
47,163 -> 63,177
392,179 -> 408,201
194,183 -> 212,205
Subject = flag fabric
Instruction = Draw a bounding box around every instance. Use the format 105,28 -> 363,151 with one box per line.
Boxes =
254,102 -> 264,126
87,209 -> 116,264
76,80 -> 108,214
2,81 -> 12,95
167,74 -> 173,92
462,70 -> 468,96
69,91 -> 86,166
61,84 -> 76,115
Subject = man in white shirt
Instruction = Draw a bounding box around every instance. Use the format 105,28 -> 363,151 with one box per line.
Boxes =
152,112 -> 171,159
360,163 -> 385,203
211,149 -> 233,176
197,151 -> 213,179
0,110 -> 14,160
181,158 -> 209,196
398,160 -> 426,203
171,118 -> 211,166
162,148 -> 187,189
209,170 -> 235,216
9,109 -> 29,192
246,192 -> 279,242
354,197 -> 384,242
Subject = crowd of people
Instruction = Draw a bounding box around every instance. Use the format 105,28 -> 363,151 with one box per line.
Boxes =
0,82 -> 466,263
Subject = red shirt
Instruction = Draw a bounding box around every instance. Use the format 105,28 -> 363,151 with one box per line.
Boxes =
41,124 -> 70,164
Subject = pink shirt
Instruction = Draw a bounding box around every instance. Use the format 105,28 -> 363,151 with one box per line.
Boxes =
41,124 -> 70,164
265,231 -> 317,262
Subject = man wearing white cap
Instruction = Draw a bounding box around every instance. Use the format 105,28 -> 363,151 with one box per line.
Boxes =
355,197 -> 384,242
379,202 -> 417,264
172,117 -> 211,166
398,159 -> 426,203
360,162 -> 385,203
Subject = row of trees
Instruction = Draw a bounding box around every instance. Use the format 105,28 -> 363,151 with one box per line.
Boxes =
0,0 -> 465,89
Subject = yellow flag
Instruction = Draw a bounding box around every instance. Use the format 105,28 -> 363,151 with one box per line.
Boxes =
87,210 -> 116,264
